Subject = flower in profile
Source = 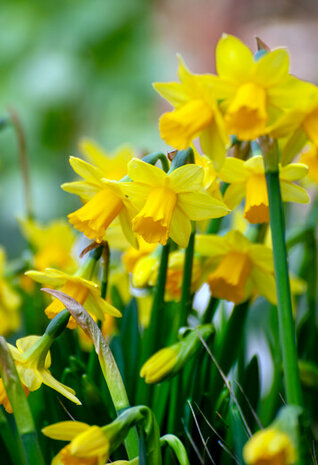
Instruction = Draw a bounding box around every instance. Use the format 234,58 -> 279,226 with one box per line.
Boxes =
25,267 -> 121,329
62,156 -> 137,246
123,158 -> 229,247
154,55 -> 229,169
211,34 -> 314,141
140,325 -> 213,383
4,335 -> 81,407
243,428 -> 296,465
196,230 -> 276,304
0,247 -> 21,336
42,421 -> 109,465
218,156 -> 309,224
19,218 -> 77,273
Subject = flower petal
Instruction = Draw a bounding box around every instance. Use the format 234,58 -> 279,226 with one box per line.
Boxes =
217,157 -> 246,183
40,370 -> 81,405
195,234 -> 230,257
249,244 -> 274,272
153,82 -> 189,107
250,266 -> 277,304
280,182 -> 310,204
178,191 -> 229,220
69,157 -> 104,183
216,34 -> 253,83
169,164 -> 203,192
61,181 -> 99,200
253,49 -> 289,87
200,120 -> 228,171
127,158 -> 167,186
280,128 -> 308,165
25,269 -> 67,286
119,209 -> 138,248
279,163 -> 308,181
42,421 -> 90,441
223,183 -> 245,210
169,207 -> 191,248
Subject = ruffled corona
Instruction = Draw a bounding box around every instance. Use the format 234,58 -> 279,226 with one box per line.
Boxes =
68,189 -> 123,243
225,82 -> 267,140
207,251 -> 252,304
244,173 -> 269,223
132,187 -> 177,245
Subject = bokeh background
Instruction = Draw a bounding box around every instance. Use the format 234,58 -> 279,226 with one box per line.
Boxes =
1,0 -> 318,257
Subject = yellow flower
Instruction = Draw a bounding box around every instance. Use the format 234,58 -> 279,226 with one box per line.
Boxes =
132,249 -> 202,301
4,336 -> 81,406
123,158 -> 229,247
243,428 -> 296,465
0,247 -> 21,336
154,55 -> 228,169
25,268 -> 121,329
78,138 -> 135,181
211,34 -> 314,141
42,421 -> 109,465
62,157 -> 137,246
300,144 -> 318,184
218,156 -> 309,224
196,230 -> 276,304
122,236 -> 157,273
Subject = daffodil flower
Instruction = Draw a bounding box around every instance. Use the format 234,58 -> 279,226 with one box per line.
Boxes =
218,156 -> 309,224
26,268 -> 121,329
122,158 -> 229,247
0,247 -> 21,336
5,335 -> 81,406
62,156 -> 138,246
19,218 -> 77,272
42,421 -> 109,465
196,230 -> 277,304
243,428 -> 296,465
210,34 -> 314,141
154,55 -> 229,169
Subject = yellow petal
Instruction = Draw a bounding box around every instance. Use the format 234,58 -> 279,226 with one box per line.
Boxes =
253,49 -> 289,87
178,191 -> 229,220
169,164 -> 203,192
250,266 -> 277,304
268,75 -> 316,109
223,183 -> 245,210
217,157 -> 246,183
128,158 -> 167,186
61,181 -> 99,200
118,209 -> 138,249
280,163 -> 308,181
70,426 -> 109,458
245,156 -> 264,174
225,230 -> 250,252
85,292 -> 122,319
200,119 -> 227,170
40,370 -> 81,405
42,421 -> 90,441
249,244 -> 274,272
169,206 -> 191,248
280,182 -> 310,204
25,269 -> 66,287
16,335 -> 42,353
153,82 -> 189,107
281,128 -> 308,165
216,34 -> 253,83
195,234 -> 230,257
69,157 -> 103,183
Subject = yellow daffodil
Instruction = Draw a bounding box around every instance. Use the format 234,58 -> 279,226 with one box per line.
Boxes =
122,237 -> 157,273
42,421 -> 109,465
300,144 -> 318,184
193,148 -> 222,199
211,34 -> 314,141
132,249 -> 202,301
123,158 -> 229,247
196,230 -> 276,304
25,268 -> 121,329
154,55 -> 228,169
0,247 -> 21,336
19,218 -> 77,273
218,156 -> 309,224
78,138 -> 135,181
243,428 -> 296,465
4,336 -> 81,407
62,156 -> 138,246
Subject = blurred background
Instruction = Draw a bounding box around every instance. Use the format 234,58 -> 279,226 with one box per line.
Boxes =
1,0 -> 318,257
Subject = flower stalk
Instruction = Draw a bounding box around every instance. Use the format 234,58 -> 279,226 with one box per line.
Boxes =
261,137 -> 303,407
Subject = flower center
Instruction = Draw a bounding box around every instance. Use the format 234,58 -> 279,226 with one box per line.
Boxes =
45,280 -> 89,329
159,99 -> 214,149
302,107 -> 318,146
225,82 -> 267,140
132,187 -> 177,245
244,173 -> 269,224
207,251 -> 252,303
68,189 -> 123,243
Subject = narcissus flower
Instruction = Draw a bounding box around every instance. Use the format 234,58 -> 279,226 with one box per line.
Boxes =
196,230 -> 276,304
26,268 -> 121,329
211,34 -> 314,141
154,55 -> 228,169
5,335 -> 80,406
218,156 -> 309,223
123,158 -> 229,247
62,157 -> 137,246
42,421 -> 109,465
19,218 -> 77,273
140,324 -> 213,383
243,428 -> 296,465
0,247 -> 21,336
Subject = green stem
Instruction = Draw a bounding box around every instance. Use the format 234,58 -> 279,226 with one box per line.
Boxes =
263,148 -> 303,406
179,227 -> 195,328
0,407 -> 25,465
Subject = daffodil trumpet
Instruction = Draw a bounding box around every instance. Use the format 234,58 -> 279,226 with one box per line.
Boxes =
261,137 -> 303,408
